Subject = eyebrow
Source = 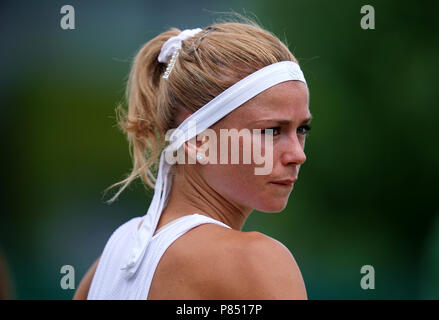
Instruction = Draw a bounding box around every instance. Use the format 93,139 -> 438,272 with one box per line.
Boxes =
251,114 -> 313,126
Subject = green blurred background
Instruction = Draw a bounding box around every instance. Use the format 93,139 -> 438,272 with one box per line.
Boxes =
0,0 -> 438,299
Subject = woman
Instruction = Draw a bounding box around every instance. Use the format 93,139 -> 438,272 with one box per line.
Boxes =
74,17 -> 311,300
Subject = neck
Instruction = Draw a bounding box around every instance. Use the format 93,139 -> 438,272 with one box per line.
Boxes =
158,163 -> 252,231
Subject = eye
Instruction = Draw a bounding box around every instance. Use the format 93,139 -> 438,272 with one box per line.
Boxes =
297,125 -> 311,135
261,127 -> 281,136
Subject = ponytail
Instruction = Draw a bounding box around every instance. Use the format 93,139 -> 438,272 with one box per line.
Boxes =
103,28 -> 181,204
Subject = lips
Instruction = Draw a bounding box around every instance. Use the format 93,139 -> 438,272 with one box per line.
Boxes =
270,178 -> 297,186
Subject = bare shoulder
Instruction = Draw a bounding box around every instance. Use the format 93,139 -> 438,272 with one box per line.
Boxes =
219,230 -> 307,299
176,225 -> 307,299
73,256 -> 100,300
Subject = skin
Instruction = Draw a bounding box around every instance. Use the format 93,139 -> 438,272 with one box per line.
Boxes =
74,80 -> 311,300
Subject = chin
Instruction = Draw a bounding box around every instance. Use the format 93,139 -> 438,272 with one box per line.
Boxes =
256,198 -> 289,213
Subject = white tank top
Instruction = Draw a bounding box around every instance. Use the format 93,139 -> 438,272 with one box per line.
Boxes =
87,213 -> 232,299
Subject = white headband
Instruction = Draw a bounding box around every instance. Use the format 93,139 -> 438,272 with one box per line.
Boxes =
120,29 -> 307,278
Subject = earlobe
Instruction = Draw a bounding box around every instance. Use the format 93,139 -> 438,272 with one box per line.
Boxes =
196,153 -> 205,161
184,139 -> 207,164
183,140 -> 197,164
196,152 -> 209,165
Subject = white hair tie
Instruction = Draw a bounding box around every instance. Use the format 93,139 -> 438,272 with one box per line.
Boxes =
158,28 -> 203,79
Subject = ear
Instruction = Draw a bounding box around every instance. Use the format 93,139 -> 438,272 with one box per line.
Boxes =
179,112 -> 210,163
184,134 -> 207,163
178,112 -> 197,162
178,111 -> 193,127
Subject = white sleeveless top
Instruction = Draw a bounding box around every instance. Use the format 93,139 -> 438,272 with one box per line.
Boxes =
87,213 -> 232,299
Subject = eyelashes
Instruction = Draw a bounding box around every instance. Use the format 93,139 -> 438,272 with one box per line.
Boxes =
260,125 -> 311,136
297,125 -> 311,135
261,127 -> 281,136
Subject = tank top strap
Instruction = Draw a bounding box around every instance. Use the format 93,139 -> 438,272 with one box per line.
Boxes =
87,216 -> 143,300
152,213 -> 232,239
87,213 -> 232,300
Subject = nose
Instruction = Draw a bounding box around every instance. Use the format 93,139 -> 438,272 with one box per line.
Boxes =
280,135 -> 307,166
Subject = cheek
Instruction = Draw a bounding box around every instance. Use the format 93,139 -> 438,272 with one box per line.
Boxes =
203,163 -> 261,203
200,130 -> 289,212
203,164 -> 290,213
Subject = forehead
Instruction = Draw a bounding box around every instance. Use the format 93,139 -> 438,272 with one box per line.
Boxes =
222,81 -> 310,125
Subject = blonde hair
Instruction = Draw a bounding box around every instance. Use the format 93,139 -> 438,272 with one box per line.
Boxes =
103,13 -> 299,204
